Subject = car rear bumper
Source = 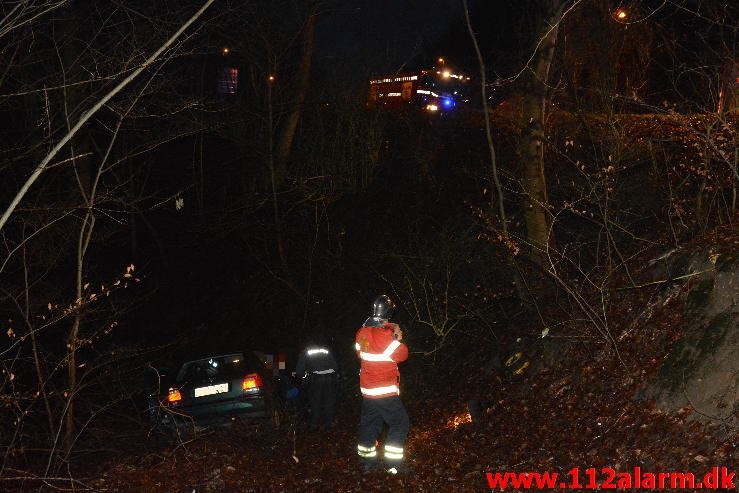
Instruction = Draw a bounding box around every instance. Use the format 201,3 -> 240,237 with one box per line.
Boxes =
153,396 -> 270,429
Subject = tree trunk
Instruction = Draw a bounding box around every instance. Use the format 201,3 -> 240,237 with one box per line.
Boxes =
57,9 -> 93,453
23,247 -> 55,441
271,8 -> 317,276
518,0 -> 564,267
274,10 -> 316,185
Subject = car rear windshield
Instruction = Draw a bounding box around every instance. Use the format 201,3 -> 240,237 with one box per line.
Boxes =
175,353 -> 260,383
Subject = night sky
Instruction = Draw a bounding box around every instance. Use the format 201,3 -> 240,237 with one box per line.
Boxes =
314,0 -> 473,75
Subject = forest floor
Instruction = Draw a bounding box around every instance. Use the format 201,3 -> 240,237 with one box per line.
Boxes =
9,342 -> 739,493
73,303 -> 739,492
7,224 -> 739,492
81,330 -> 737,493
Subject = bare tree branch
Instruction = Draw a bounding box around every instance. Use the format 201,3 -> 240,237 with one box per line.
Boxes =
0,0 -> 217,233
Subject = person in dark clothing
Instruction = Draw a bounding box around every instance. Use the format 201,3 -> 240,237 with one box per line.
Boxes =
294,340 -> 340,430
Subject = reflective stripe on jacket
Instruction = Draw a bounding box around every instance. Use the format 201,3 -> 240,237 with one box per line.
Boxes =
295,346 -> 338,380
355,323 -> 408,398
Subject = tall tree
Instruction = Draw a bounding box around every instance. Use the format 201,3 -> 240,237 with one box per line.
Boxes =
516,0 -> 569,267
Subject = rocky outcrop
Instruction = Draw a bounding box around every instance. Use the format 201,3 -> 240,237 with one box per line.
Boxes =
643,249 -> 738,426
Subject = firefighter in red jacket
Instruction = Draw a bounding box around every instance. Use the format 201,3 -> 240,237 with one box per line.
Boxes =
355,294 -> 409,475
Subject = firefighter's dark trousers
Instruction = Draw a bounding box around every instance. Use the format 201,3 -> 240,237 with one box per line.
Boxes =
307,374 -> 337,428
357,396 -> 409,471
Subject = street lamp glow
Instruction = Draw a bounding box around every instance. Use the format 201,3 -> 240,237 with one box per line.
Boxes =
615,9 -> 627,20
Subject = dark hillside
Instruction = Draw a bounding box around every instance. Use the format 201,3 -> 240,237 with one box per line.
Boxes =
2,2 -> 738,491
4,217 -> 734,492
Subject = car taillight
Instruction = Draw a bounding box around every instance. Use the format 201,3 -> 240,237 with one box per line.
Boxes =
242,373 -> 263,391
167,388 -> 182,403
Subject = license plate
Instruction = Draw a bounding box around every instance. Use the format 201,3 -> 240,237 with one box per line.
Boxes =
194,383 -> 229,397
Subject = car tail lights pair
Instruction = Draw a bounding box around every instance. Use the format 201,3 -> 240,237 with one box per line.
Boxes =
165,372 -> 262,403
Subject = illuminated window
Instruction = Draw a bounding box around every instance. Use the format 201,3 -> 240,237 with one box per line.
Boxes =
218,67 -> 238,95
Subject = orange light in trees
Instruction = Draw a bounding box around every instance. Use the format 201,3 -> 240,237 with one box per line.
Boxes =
615,9 -> 627,20
222,47 -> 230,55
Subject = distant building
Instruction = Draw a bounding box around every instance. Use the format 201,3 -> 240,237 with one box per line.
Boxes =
216,47 -> 240,97
218,66 -> 238,96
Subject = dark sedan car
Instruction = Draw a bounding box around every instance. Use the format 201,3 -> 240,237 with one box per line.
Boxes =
149,351 -> 275,433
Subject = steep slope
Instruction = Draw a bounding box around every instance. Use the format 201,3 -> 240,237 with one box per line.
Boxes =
9,221 -> 737,492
